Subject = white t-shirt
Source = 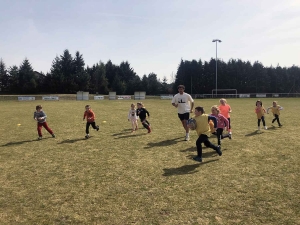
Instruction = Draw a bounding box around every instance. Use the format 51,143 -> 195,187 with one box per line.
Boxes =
171,92 -> 194,114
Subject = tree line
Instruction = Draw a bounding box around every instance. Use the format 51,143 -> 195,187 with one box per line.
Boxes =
0,49 -> 299,95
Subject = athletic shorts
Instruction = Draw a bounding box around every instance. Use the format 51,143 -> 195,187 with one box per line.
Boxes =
178,113 -> 190,121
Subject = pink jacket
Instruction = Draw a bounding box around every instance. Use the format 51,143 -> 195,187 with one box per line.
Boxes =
210,113 -> 229,129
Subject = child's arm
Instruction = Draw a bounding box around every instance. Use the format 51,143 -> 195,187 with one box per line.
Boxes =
83,112 -> 86,120
145,109 -> 150,118
266,107 -> 270,114
208,115 -> 218,129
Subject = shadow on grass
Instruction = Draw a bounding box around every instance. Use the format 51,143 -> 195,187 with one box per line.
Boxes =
112,129 -> 138,136
115,133 -> 147,139
144,137 -> 182,149
245,130 -> 264,136
1,138 -> 50,146
162,159 -> 219,176
58,137 -> 87,144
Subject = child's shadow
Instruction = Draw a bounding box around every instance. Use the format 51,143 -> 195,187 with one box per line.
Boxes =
1,139 -> 40,147
245,130 -> 264,136
58,137 -> 87,144
112,129 -> 138,137
162,159 -> 219,176
144,137 -> 182,149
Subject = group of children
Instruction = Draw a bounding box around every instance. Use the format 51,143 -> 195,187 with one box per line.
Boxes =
33,102 -> 152,140
33,99 -> 283,164
187,99 -> 284,162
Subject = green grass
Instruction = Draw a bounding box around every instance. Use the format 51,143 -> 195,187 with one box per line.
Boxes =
0,98 -> 299,224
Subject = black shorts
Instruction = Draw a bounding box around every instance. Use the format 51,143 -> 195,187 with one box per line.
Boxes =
178,113 -> 190,121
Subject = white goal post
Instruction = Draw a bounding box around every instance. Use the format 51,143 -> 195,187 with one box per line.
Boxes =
212,89 -> 237,98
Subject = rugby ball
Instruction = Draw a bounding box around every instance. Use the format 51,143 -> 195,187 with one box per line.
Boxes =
187,118 -> 197,130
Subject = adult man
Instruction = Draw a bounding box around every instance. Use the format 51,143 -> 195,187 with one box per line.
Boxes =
171,85 -> 194,141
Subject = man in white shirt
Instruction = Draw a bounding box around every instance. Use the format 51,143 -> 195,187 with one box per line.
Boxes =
171,85 -> 194,141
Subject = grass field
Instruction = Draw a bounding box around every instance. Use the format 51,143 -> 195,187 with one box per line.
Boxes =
0,98 -> 299,224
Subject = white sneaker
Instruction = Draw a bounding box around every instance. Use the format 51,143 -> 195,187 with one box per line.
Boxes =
85,134 -> 90,139
264,126 -> 268,130
258,126 -> 261,130
185,136 -> 190,141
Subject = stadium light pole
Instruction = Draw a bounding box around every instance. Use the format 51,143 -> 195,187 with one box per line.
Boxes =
212,39 -> 222,96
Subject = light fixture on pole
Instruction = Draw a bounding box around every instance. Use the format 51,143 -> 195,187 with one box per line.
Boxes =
212,39 -> 222,96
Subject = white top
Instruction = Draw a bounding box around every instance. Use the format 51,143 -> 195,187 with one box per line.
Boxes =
128,109 -> 138,120
171,92 -> 194,114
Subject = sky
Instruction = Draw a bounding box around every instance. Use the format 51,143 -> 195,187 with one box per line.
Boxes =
1,0 -> 299,82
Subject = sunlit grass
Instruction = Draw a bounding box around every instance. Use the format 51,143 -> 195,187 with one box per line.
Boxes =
0,98 -> 299,224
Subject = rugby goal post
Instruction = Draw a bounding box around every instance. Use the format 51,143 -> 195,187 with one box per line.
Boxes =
212,89 -> 237,98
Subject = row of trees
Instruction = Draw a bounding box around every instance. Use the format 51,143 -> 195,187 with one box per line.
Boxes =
174,59 -> 300,94
1,49 -> 299,95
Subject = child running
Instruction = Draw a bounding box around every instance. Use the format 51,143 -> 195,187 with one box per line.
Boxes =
136,102 -> 151,133
188,106 -> 222,163
255,100 -> 267,130
83,105 -> 99,139
267,101 -> 283,127
210,105 -> 230,146
128,103 -> 138,132
33,105 -> 55,140
219,98 -> 232,136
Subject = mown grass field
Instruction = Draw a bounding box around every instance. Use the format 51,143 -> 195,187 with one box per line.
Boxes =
0,98 -> 299,224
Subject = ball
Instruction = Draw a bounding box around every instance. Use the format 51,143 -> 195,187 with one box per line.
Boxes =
187,118 -> 197,130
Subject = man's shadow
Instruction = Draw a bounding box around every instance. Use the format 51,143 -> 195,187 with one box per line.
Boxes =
144,137 -> 182,149
162,159 -> 219,176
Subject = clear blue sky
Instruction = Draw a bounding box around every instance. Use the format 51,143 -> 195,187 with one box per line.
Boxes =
1,0 -> 299,82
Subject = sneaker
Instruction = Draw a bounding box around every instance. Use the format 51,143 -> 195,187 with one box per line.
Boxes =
228,133 -> 232,139
193,156 -> 202,162
264,126 -> 268,130
185,136 -> 190,141
52,133 -> 56,138
38,136 -> 42,140
96,125 -> 99,131
85,134 -> 90,139
147,127 -> 151,133
257,126 -> 261,130
279,124 -> 282,127
135,126 -> 138,131
216,145 -> 222,156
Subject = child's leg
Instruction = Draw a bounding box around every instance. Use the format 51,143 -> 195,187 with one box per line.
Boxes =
261,116 -> 266,126
42,122 -> 54,135
272,116 -> 276,123
134,120 -> 138,130
86,122 -> 91,134
275,114 -> 281,126
130,120 -> 136,131
141,119 -> 150,131
227,118 -> 231,132
216,128 -> 222,145
196,134 -> 206,158
258,119 -> 261,127
91,122 -> 98,130
203,135 -> 222,156
37,123 -> 43,137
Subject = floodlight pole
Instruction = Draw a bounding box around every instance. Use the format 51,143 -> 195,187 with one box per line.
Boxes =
212,39 -> 222,96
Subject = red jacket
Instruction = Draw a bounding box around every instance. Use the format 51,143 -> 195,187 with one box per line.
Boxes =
83,109 -> 96,122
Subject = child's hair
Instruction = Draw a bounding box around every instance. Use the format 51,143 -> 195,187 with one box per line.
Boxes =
178,85 -> 185,89
256,100 -> 263,106
195,106 -> 205,114
211,105 -> 220,113
85,105 -> 90,109
219,98 -> 227,104
137,102 -> 144,107
36,105 -> 42,110
273,101 -> 278,105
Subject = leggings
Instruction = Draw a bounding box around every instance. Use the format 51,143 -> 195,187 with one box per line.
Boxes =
216,128 -> 230,145
272,114 -> 281,126
258,116 -> 266,127
140,117 -> 150,130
